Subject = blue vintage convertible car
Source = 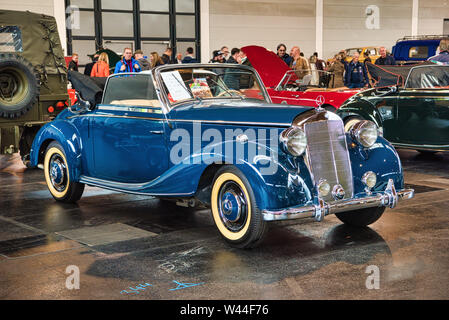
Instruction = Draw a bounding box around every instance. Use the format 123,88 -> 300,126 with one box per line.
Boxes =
29,64 -> 414,248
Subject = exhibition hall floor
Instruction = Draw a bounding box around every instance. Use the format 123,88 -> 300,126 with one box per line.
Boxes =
0,150 -> 448,299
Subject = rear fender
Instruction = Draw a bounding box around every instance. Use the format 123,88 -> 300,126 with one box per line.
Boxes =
30,120 -> 83,180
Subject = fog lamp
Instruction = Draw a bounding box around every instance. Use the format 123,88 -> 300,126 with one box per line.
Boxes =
362,171 -> 377,189
317,179 -> 331,198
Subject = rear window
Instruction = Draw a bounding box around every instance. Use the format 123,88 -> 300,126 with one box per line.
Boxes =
408,46 -> 428,59
102,74 -> 159,108
0,26 -> 23,52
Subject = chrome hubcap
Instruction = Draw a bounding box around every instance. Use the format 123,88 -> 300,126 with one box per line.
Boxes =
49,154 -> 67,192
218,181 -> 248,232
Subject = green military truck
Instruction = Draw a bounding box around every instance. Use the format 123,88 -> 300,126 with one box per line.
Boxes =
0,10 -> 69,166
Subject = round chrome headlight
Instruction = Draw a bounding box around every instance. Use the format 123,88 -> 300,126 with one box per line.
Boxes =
350,120 -> 378,148
280,127 -> 307,157
362,171 -> 377,189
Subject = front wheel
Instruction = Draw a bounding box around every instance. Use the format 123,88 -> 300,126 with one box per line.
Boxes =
44,141 -> 84,203
335,207 -> 385,227
210,166 -> 267,249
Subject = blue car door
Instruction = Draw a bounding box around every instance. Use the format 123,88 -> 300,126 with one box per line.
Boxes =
89,74 -> 169,183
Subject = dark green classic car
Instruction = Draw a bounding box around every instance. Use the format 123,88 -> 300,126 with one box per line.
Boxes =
337,63 -> 449,153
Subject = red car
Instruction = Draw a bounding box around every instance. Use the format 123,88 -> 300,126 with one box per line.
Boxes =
241,45 -> 360,111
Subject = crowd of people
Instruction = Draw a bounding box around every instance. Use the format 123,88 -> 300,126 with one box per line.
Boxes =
67,46 -> 200,77
68,38 -> 449,89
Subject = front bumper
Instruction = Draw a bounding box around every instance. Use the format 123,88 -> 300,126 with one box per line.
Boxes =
262,179 -> 414,222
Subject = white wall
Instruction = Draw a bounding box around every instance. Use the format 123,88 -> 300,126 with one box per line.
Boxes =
209,0 -> 316,60
418,0 -> 449,35
323,0 -> 414,59
0,0 -> 67,54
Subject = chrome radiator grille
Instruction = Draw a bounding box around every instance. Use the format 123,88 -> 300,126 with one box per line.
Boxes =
303,120 -> 354,202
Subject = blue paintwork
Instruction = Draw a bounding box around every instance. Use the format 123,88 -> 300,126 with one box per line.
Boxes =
392,39 -> 440,63
30,77 -> 405,212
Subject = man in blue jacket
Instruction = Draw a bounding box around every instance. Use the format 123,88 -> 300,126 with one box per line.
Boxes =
344,52 -> 369,88
428,39 -> 449,64
114,47 -> 141,74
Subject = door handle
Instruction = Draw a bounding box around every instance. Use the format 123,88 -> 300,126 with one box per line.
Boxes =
150,130 -> 164,134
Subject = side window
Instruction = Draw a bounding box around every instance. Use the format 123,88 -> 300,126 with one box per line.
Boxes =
0,26 -> 23,53
408,46 -> 428,59
406,66 -> 449,89
102,74 -> 160,108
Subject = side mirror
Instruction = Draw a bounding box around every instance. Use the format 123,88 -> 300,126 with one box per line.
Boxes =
70,92 -> 92,114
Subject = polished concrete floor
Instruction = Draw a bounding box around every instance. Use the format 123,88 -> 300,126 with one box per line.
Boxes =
0,150 -> 448,300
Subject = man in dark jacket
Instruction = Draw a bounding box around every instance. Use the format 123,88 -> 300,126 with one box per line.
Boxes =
84,54 -> 99,76
277,44 -> 293,67
223,48 -> 241,90
375,46 -> 396,65
68,53 -> 79,72
345,52 -> 369,88
181,47 -> 198,63
161,47 -> 173,64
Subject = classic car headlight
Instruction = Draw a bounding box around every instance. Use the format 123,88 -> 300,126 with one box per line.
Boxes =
362,171 -> 377,189
350,120 -> 378,148
280,127 -> 307,157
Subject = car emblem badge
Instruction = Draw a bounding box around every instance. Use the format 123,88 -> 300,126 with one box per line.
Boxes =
315,95 -> 325,107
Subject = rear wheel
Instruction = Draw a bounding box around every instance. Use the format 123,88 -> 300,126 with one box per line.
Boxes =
335,207 -> 385,227
44,141 -> 84,203
210,166 -> 267,249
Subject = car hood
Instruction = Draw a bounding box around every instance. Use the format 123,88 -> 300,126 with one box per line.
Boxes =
170,100 -> 314,127
241,45 -> 290,88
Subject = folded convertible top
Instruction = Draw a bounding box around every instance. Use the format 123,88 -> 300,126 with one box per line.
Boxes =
366,61 -> 434,87
68,71 -> 107,106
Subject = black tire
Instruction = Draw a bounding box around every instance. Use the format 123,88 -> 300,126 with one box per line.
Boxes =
210,165 -> 268,249
335,207 -> 385,227
0,53 -> 40,118
44,141 -> 84,203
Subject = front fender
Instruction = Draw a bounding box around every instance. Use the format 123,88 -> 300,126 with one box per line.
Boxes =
30,120 -> 83,181
337,99 -> 383,128
348,135 -> 403,194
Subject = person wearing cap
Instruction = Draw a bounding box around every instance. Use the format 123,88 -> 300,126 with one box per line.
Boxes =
210,50 -> 225,63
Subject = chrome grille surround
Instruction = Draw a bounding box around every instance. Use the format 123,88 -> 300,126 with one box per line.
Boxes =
294,110 -> 354,203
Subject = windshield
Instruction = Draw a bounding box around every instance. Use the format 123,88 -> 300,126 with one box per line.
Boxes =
277,69 -> 335,91
406,65 -> 449,89
158,65 -> 269,106
102,73 -> 159,107
0,26 -> 23,53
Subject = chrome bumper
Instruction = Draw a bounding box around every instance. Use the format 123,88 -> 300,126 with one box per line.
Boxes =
262,179 -> 414,222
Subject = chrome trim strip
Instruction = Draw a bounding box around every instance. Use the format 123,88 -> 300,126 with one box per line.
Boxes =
79,175 -> 194,197
169,118 -> 291,127
393,142 -> 449,151
67,114 -> 165,121
262,179 -> 414,222
66,113 -> 290,127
